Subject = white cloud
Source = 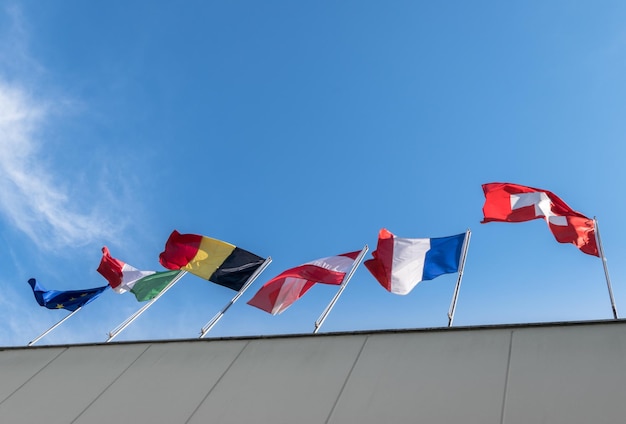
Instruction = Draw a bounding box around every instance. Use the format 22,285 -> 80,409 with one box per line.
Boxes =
0,7 -> 122,251
0,80 -> 120,249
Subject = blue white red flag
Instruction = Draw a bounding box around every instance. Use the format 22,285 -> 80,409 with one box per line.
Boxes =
365,229 -> 465,295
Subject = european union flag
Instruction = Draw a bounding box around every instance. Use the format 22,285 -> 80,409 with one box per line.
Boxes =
27,278 -> 109,311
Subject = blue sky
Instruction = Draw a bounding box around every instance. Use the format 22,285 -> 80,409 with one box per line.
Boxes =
1,1 -> 626,346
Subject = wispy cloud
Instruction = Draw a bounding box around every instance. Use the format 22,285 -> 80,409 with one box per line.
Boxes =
0,6 -> 122,251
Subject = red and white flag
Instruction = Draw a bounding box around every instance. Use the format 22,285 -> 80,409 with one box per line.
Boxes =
247,251 -> 360,315
481,182 -> 598,256
97,247 -> 156,293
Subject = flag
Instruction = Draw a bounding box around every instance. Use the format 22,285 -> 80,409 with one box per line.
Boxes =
27,278 -> 109,311
481,182 -> 598,256
247,250 -> 361,315
128,270 -> 182,302
364,229 -> 465,295
97,247 -> 182,302
97,246 -> 156,294
159,230 -> 265,291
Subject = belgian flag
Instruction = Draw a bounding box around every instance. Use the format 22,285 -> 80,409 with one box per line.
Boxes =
159,230 -> 265,291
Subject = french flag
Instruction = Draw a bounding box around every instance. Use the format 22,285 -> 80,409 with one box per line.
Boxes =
365,229 -> 466,295
247,251 -> 360,315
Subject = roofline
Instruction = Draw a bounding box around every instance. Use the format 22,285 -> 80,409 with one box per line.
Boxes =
5,318 -> 624,351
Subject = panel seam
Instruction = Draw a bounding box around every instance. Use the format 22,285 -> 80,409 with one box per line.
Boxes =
0,346 -> 68,406
499,330 -> 514,424
324,335 -> 369,424
183,339 -> 251,424
70,343 -> 153,423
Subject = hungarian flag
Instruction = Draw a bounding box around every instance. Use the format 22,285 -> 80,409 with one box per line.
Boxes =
97,247 -> 155,294
159,230 -> 265,291
247,251 -> 360,315
126,271 -> 182,302
365,229 -> 466,295
481,182 -> 598,256
27,278 -> 109,311
97,247 -> 182,302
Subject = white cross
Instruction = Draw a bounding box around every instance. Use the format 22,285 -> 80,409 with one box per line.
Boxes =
510,192 -> 567,226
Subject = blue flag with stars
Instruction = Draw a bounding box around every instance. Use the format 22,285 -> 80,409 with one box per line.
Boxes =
27,278 -> 109,311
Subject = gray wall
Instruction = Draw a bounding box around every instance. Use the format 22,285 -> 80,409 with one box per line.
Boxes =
1,320 -> 625,423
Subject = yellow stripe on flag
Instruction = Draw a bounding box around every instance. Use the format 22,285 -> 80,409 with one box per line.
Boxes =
182,237 -> 236,280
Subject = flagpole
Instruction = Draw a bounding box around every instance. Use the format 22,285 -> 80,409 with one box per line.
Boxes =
594,218 -> 618,319
314,245 -> 368,334
199,257 -> 272,338
27,307 -> 83,346
448,229 -> 472,327
106,271 -> 187,343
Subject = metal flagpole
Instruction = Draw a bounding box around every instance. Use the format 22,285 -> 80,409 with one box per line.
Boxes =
28,307 -> 83,346
314,245 -> 369,334
199,257 -> 272,338
448,229 -> 472,327
106,270 -> 187,343
594,217 -> 618,319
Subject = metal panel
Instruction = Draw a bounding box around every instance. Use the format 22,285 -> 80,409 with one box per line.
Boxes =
186,334 -> 368,424
328,330 -> 512,424
0,343 -> 149,424
504,324 -> 626,424
73,339 -> 248,423
2,321 -> 626,424
0,347 -> 66,404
